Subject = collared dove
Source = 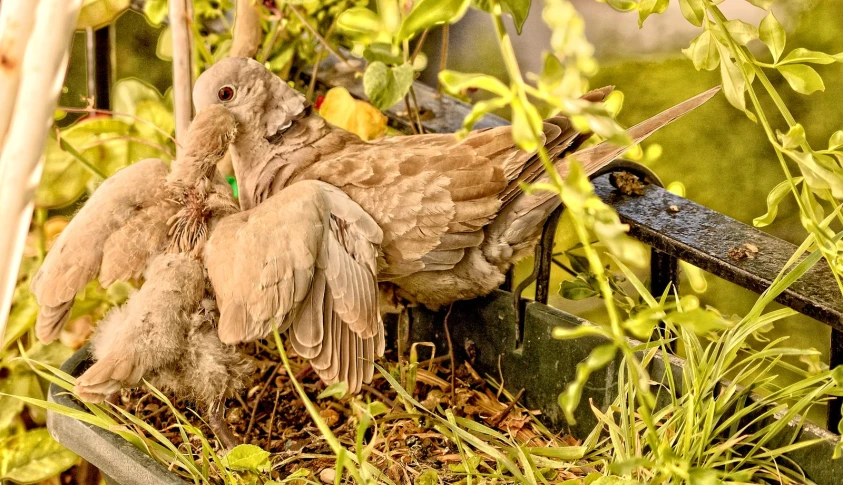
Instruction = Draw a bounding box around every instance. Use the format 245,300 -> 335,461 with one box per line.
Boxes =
192,58 -> 718,318
33,105 -> 249,447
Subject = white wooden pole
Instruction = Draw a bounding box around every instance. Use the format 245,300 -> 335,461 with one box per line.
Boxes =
0,0 -> 84,342
169,0 -> 194,158
0,0 -> 39,152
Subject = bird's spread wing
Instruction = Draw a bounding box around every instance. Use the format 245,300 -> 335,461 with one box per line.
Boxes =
204,180 -> 384,392
31,158 -> 174,343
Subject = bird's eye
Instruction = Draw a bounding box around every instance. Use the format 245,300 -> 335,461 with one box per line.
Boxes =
217,86 -> 235,102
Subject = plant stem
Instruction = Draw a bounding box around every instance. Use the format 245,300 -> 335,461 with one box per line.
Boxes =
50,128 -> 108,180
289,5 -> 362,75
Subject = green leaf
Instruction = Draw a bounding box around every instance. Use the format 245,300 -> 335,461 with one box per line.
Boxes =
753,177 -> 802,227
592,476 -> 646,485
777,64 -> 825,95
37,137 -> 92,209
113,78 -> 167,121
223,444 -> 271,473
829,130 -> 843,150
637,0 -> 669,27
746,0 -> 774,9
718,45 -> 748,113
317,381 -> 348,399
667,308 -> 728,334
723,19 -> 759,45
784,150 -> 843,198
142,0 -> 168,25
780,47 -> 837,65
759,11 -> 786,62
678,0 -> 706,27
415,470 -> 439,485
156,27 -> 172,61
560,279 -> 599,300
502,0 -> 532,33
682,31 -> 720,71
362,43 -> 404,65
77,0 -> 130,30
438,70 -> 512,98
397,0 -> 470,41
363,62 -> 415,110
680,261 -> 708,293
776,123 -> 806,149
0,429 -> 77,483
337,7 -> 383,35
559,344 -> 618,423
606,0 -> 638,11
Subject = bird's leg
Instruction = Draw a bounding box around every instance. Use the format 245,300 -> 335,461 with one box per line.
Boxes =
208,399 -> 239,450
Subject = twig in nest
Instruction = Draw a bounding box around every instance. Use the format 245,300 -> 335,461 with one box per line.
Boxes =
496,354 -> 505,399
443,303 -> 456,404
289,6 -> 362,75
362,384 -> 397,409
403,95 -> 419,135
246,363 -> 281,438
266,388 -> 281,447
488,388 -> 525,428
437,24 -> 449,93
409,86 -> 425,134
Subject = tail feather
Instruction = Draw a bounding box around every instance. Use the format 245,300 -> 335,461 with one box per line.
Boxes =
35,301 -> 74,343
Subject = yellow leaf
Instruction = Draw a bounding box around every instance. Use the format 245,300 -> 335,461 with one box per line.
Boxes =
319,87 -> 388,141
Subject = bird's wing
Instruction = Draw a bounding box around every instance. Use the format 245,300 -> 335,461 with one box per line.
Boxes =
204,180 -> 384,392
30,158 -> 173,343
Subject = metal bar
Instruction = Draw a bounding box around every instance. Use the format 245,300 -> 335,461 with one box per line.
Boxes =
830,329 -> 843,432
535,208 -> 564,305
591,174 -> 843,331
92,27 -> 111,110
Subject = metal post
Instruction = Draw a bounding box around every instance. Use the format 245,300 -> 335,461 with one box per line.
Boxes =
86,26 -> 111,110
829,329 -> 843,432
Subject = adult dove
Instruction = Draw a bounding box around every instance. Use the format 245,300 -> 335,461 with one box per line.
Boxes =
191,58 -> 719,330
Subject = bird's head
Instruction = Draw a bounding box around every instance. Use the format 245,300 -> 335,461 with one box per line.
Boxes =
193,57 -> 309,143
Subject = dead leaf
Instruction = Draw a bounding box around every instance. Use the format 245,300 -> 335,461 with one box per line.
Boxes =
319,87 -> 388,141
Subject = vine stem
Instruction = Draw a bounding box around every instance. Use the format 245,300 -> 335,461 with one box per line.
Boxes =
289,6 -> 362,76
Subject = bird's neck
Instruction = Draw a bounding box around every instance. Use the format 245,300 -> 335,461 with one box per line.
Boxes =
231,113 -> 355,210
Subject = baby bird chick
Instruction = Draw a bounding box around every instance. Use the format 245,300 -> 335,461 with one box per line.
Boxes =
73,105 -> 248,448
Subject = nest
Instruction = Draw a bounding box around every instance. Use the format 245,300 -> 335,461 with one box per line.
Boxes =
117,342 -> 592,483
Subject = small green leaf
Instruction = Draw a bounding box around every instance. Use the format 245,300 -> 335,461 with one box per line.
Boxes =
559,344 -> 618,423
680,261 -> 708,293
337,7 -> 383,35
397,0 -> 470,41
780,47 -> 837,65
746,0 -> 774,9
638,0 -> 669,27
560,279 -> 599,300
223,444 -> 271,473
363,62 -> 415,110
777,64 -> 825,95
682,31 -> 720,71
678,0 -> 706,27
667,308 -> 728,334
718,45 -> 749,114
829,130 -> 843,150
142,0 -> 167,25
317,381 -> 348,399
438,70 -> 511,97
753,177 -> 802,227
723,19 -> 759,45
156,27 -> 172,61
0,429 -> 77,483
501,0 -> 532,33
759,11 -> 786,62
78,0 -> 130,30
362,43 -> 404,65
776,123 -> 806,149
415,470 -> 439,485
606,0 -> 637,12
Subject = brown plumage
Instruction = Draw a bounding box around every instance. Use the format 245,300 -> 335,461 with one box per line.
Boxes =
33,105 -> 248,447
191,57 -> 719,329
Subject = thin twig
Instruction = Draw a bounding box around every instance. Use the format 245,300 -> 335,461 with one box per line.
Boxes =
437,24 -> 449,93
403,95 -> 419,135
57,106 -> 179,145
443,303 -> 456,404
306,48 -> 323,102
245,363 -> 281,438
289,6 -> 362,75
362,384 -> 397,409
488,388 -> 526,428
258,18 -> 284,63
411,28 -> 429,63
408,86 -> 425,134
265,388 -> 281,447
81,135 -> 175,160
50,127 -> 108,179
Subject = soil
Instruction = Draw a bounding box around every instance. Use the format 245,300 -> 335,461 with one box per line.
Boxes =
116,343 -> 589,483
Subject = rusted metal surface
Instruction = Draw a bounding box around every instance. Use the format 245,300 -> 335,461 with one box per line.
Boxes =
591,174 -> 843,331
